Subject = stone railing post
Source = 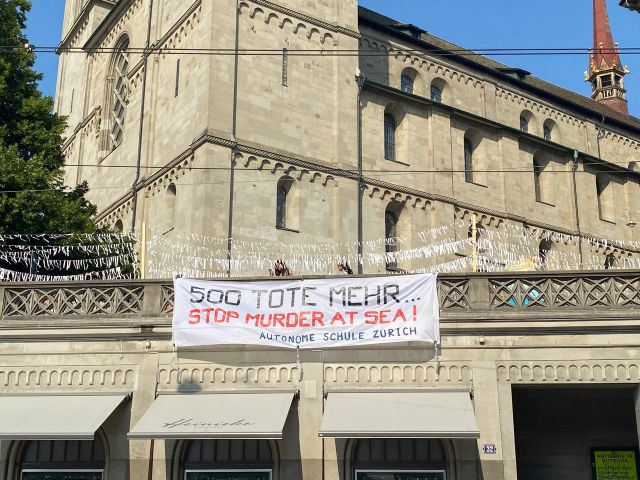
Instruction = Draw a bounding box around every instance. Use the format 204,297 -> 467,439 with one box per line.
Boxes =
468,275 -> 491,311
142,282 -> 163,316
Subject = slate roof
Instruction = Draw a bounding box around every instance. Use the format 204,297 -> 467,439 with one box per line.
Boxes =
358,6 -> 640,136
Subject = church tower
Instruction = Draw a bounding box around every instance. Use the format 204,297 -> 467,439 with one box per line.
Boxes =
587,0 -> 630,115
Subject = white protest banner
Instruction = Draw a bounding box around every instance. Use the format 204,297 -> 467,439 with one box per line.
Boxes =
173,274 -> 439,349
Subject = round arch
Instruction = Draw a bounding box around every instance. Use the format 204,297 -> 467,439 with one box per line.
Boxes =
7,429 -> 110,480
343,438 -> 457,480
171,439 -> 280,480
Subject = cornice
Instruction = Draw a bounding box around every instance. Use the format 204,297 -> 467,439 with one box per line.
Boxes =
244,0 -> 360,39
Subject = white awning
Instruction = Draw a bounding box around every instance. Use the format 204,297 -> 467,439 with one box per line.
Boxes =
129,391 -> 295,440
0,394 -> 128,440
319,390 -> 480,438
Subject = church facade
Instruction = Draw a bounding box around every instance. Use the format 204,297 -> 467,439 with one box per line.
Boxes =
55,0 -> 640,276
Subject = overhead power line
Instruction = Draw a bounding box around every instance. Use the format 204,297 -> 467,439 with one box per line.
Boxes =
7,45 -> 640,57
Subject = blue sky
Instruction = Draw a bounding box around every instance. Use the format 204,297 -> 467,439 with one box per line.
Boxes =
26,0 -> 640,116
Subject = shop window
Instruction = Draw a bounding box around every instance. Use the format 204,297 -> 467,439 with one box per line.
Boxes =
354,438 -> 447,480
182,439 -> 273,480
20,437 -> 106,480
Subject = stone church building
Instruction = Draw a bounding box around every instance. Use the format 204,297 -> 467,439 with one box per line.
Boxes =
0,1 -> 637,480
55,0 -> 640,276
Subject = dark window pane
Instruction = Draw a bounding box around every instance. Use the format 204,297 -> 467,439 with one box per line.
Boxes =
401,75 -> 414,94
276,186 -> 287,228
543,126 -> 552,141
464,138 -> 474,183
22,473 -> 102,480
430,85 -> 442,103
384,114 -> 396,161
520,115 -> 529,133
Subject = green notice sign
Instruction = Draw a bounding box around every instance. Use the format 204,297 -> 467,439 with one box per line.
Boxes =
592,449 -> 639,480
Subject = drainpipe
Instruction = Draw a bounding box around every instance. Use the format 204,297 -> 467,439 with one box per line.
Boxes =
130,0 -> 155,233
356,74 -> 366,274
572,149 -> 584,268
226,0 -> 241,277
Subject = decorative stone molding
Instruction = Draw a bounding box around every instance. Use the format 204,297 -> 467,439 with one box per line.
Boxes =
599,129 -> 640,151
360,37 -> 484,89
159,1 -> 202,60
240,2 -> 336,46
242,0 -> 359,40
438,279 -> 470,310
157,364 -> 300,388
101,0 -> 144,50
497,360 -> 640,383
97,198 -> 134,228
495,87 -> 586,128
0,366 -> 136,390
453,208 -> 505,229
488,275 -> 640,309
2,286 -> 144,317
324,363 -> 473,385
145,156 -> 195,198
62,107 -> 102,155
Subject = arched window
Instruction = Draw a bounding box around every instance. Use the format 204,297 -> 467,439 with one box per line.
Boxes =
431,85 -> 443,103
276,176 -> 295,229
533,157 -> 543,202
164,183 -> 177,234
385,211 -> 398,270
430,78 -> 448,104
384,114 -> 396,161
109,37 -> 130,150
543,125 -> 552,141
596,173 -> 615,222
181,439 -> 273,480
520,114 -> 530,133
538,239 -> 553,270
604,254 -> 617,270
19,437 -> 106,479
353,438 -> 448,480
464,137 -> 474,183
114,219 -> 123,233
400,74 -> 414,94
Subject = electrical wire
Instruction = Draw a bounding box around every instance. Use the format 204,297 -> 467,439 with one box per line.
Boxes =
6,45 -> 640,57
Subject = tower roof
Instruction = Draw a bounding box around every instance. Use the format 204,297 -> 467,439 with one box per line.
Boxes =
591,0 -> 623,73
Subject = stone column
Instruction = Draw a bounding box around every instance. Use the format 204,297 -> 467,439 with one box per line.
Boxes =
472,362 -> 506,480
497,381 -> 518,480
129,351 -> 160,479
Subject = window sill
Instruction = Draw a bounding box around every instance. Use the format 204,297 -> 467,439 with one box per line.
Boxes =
276,226 -> 300,233
384,158 -> 411,167
465,181 -> 488,188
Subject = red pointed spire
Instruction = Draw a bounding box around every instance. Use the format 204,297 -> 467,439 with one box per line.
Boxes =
588,0 -> 629,115
592,0 -> 621,71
